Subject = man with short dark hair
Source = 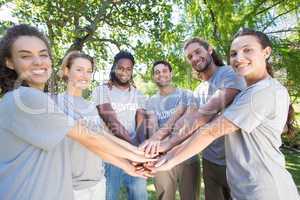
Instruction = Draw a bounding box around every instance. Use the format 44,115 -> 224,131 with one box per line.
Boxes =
141,60 -> 200,200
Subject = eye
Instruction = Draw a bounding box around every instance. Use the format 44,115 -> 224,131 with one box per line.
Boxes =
195,49 -> 201,54
40,53 -> 49,58
243,48 -> 252,53
230,51 -> 237,57
21,55 -> 31,59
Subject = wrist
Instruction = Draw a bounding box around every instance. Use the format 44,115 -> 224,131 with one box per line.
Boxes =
155,129 -> 168,140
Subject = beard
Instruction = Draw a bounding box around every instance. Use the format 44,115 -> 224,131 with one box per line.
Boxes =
155,80 -> 171,88
193,54 -> 213,73
114,75 -> 131,87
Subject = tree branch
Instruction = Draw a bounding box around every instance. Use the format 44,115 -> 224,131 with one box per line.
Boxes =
262,7 -> 299,32
255,0 -> 285,16
203,0 -> 221,41
265,28 -> 299,34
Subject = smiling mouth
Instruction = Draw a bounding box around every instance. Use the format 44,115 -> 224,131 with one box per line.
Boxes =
32,69 -> 47,75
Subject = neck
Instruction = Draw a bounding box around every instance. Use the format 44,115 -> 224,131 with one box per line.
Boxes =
66,85 -> 82,97
245,70 -> 269,86
198,62 -> 218,81
29,83 -> 45,91
159,85 -> 175,96
113,81 -> 130,90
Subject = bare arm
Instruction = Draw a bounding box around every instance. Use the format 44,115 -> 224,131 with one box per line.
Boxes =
135,108 -> 147,145
146,112 -> 159,138
155,115 -> 239,171
67,122 -> 153,163
97,150 -> 148,178
162,88 -> 240,151
151,106 -> 187,140
96,103 -> 132,143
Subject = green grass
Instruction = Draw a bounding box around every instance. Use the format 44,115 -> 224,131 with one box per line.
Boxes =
283,149 -> 300,191
119,150 -> 300,200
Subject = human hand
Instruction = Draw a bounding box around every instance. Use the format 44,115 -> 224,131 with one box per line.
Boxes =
128,149 -> 157,163
157,139 -> 171,153
129,162 -> 154,178
139,138 -> 160,158
148,153 -> 175,173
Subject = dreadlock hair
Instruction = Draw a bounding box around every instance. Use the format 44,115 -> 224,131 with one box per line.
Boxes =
108,50 -> 135,89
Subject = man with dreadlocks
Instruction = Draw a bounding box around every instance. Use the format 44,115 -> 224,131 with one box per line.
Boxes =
92,51 -> 148,200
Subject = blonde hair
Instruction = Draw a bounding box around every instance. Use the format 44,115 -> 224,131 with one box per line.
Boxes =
59,51 -> 95,81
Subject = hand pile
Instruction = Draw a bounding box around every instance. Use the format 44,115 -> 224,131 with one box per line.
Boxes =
128,138 -> 174,179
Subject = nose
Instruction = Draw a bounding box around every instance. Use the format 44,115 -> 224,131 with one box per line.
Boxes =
235,52 -> 246,62
32,56 -> 42,65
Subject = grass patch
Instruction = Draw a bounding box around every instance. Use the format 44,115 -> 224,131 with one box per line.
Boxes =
119,150 -> 299,199
283,149 -> 300,191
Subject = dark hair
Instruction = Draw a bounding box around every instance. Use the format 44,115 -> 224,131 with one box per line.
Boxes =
61,51 -> 95,81
232,28 -> 273,77
184,37 -> 224,66
109,50 -> 135,88
232,28 -> 295,137
0,24 -> 52,96
152,60 -> 172,75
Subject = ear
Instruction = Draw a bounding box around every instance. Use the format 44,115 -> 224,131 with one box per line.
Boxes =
208,46 -> 213,55
263,46 -> 272,59
5,58 -> 15,70
63,67 -> 69,77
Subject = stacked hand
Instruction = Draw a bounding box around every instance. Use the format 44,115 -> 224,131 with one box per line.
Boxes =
124,130 -> 182,178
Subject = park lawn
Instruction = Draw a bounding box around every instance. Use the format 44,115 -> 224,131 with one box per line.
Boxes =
284,149 -> 300,191
120,150 -> 300,200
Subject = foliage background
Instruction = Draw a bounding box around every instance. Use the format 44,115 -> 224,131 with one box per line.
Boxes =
1,0 -> 299,199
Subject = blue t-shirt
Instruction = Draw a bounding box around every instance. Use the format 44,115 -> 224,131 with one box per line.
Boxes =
0,87 -> 75,200
224,77 -> 299,200
194,65 -> 246,165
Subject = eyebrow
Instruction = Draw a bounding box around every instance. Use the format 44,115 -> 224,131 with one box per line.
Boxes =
230,44 -> 250,51
17,49 -> 48,54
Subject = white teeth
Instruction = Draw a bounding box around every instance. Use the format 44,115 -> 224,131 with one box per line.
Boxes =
32,69 -> 46,75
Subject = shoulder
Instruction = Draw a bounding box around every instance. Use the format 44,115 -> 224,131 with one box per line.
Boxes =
132,87 -> 146,97
178,88 -> 193,95
216,65 -> 237,77
12,87 -> 55,109
94,84 -> 109,92
147,93 -> 159,102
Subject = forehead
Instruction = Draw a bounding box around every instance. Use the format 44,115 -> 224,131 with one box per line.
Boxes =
154,63 -> 170,72
71,57 -> 92,67
12,36 -> 48,52
116,58 -> 133,68
231,35 -> 260,50
185,42 -> 207,54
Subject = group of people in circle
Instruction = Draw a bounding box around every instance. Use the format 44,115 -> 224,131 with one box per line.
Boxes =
0,24 -> 299,200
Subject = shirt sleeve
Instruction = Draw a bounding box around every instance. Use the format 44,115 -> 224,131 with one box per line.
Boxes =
223,86 -> 277,133
219,66 -> 246,91
91,85 -> 110,106
183,89 -> 197,107
136,90 -> 146,110
9,88 -> 75,151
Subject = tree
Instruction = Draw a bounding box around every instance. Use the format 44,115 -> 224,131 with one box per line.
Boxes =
8,0 -> 172,92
